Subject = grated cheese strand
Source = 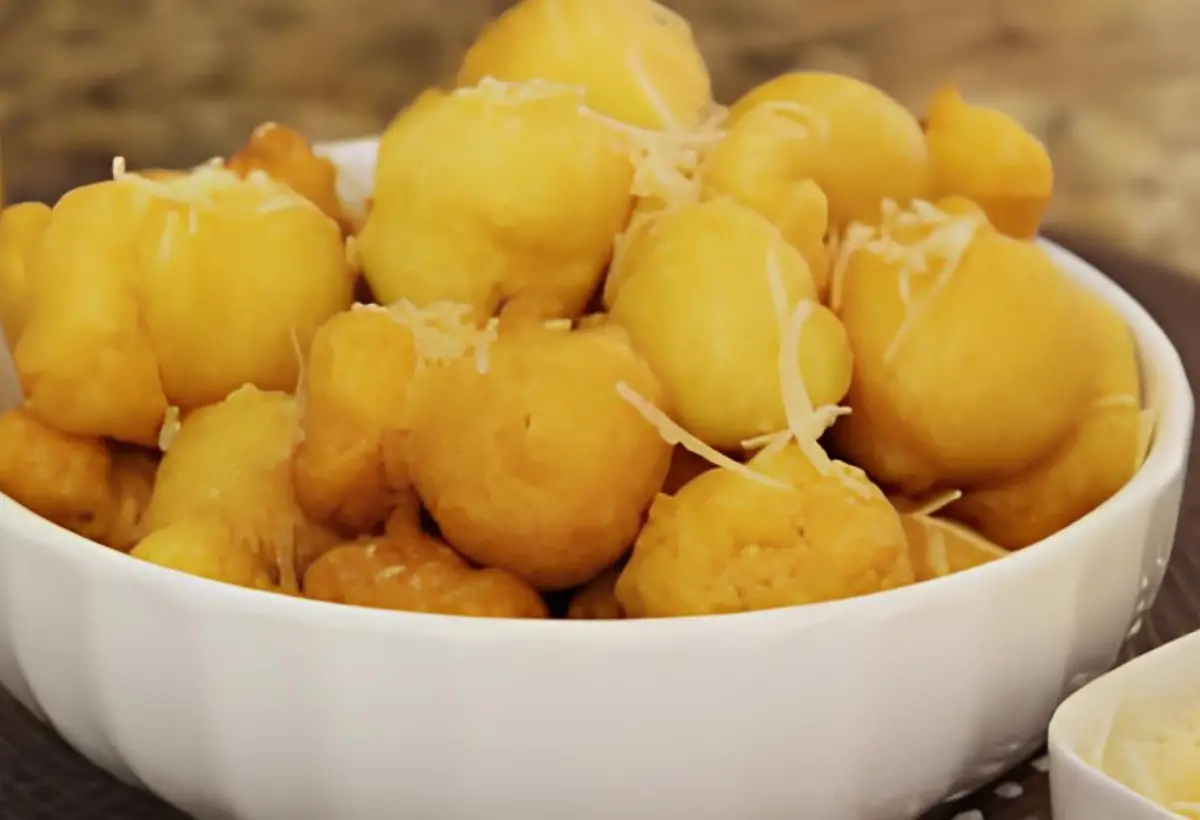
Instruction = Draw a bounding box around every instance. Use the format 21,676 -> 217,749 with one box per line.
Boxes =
158,406 -> 182,452
910,489 -> 964,518
381,299 -> 499,374
881,211 -> 980,364
615,381 -> 787,489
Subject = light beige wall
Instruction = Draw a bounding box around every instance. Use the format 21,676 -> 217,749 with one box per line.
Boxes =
4,0 -> 1198,270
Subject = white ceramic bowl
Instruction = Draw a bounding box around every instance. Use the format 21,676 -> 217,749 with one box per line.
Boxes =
1050,626 -> 1200,819
0,140 -> 1191,820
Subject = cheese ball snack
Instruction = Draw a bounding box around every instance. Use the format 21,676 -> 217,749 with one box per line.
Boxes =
567,566 -> 625,620
924,85 -> 1053,239
457,0 -> 713,131
947,293 -> 1147,548
728,73 -> 929,228
357,81 -> 634,320
131,516 -> 278,592
292,306 -> 420,536
405,317 -> 672,590
831,199 -> 1097,493
226,122 -> 355,234
304,526 -> 548,619
0,202 -> 52,350
14,164 -> 353,446
141,385 -> 337,591
615,442 -> 913,617
607,197 -> 851,450
0,408 -> 156,551
661,447 -> 713,495
701,105 -> 832,296
901,513 -> 1007,583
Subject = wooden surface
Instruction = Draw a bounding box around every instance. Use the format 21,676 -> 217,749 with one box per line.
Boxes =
3,0 -> 1200,274
0,238 -> 1195,817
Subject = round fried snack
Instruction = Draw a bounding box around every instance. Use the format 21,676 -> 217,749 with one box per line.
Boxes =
901,514 -> 1007,583
607,198 -> 852,450
701,106 -> 832,296
405,321 -> 673,590
924,85 -> 1053,239
457,0 -> 713,131
357,82 -> 634,320
292,306 -> 420,535
0,202 -> 52,350
947,294 -> 1144,548
14,165 -> 353,446
305,528 -> 548,619
615,442 -> 913,617
727,73 -> 929,228
567,566 -> 626,620
226,122 -> 355,234
0,408 -> 156,550
143,385 -> 337,591
132,516 -> 278,592
831,200 -> 1097,494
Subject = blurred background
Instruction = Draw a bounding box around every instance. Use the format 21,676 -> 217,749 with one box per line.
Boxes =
2,0 -> 1197,271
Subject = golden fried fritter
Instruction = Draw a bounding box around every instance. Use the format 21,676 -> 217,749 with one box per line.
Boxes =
607,198 -> 851,450
832,200 -> 1096,493
304,530 -> 548,619
132,516 -> 277,591
457,0 -> 713,130
947,293 -> 1145,548
292,306 -> 419,535
0,202 -> 52,350
227,122 -> 354,234
14,166 -> 353,445
728,73 -> 929,228
616,443 -> 913,617
0,408 -> 155,550
567,566 -> 626,620
357,82 -> 633,320
924,85 -> 1053,239
143,385 -> 336,590
406,321 -> 672,590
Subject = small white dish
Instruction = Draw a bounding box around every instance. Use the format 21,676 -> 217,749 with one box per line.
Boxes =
1050,628 -> 1200,820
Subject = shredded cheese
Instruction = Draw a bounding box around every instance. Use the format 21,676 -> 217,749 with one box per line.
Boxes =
909,489 -> 964,518
382,299 -> 499,374
158,406 -> 182,452
614,381 -> 787,489
760,240 -> 849,475
1093,393 -> 1139,410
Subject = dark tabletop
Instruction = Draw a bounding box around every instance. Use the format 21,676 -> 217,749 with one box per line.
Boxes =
0,237 -> 1196,820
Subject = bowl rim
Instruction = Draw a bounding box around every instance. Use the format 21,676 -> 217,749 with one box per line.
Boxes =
0,238 -> 1192,642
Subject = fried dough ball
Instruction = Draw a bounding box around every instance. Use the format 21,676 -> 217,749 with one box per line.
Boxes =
567,567 -> 625,620
728,73 -> 929,228
226,122 -> 354,234
701,106 -> 832,296
143,385 -> 337,591
0,408 -> 156,550
13,166 -> 353,446
607,198 -> 852,450
304,528 -> 548,619
357,82 -> 634,320
131,516 -> 277,591
947,294 -> 1145,548
901,514 -> 1007,583
458,0 -> 713,131
405,320 -> 672,590
924,85 -> 1053,239
831,201 -> 1096,493
0,203 -> 52,350
292,306 -> 419,535
615,443 -> 913,617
